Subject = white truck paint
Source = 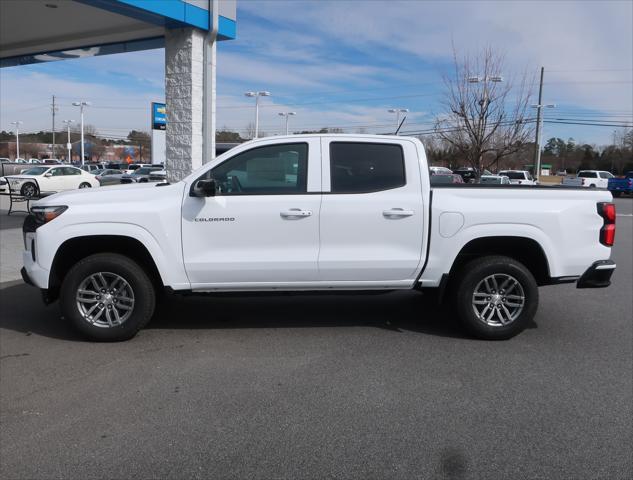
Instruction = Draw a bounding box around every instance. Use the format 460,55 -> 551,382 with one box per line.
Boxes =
21,135 -> 617,341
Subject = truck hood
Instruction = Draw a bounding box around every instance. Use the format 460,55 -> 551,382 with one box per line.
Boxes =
34,181 -> 184,207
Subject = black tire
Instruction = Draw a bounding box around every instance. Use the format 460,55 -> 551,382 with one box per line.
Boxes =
60,253 -> 156,341
78,182 -> 92,189
451,255 -> 538,340
589,184 -> 596,188
21,182 -> 38,198
612,191 -> 621,198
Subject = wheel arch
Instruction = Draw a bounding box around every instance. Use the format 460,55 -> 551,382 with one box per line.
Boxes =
48,235 -> 165,300
448,236 -> 551,286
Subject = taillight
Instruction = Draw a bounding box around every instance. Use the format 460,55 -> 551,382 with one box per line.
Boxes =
597,202 -> 616,246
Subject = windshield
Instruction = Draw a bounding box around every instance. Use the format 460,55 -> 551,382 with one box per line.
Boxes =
21,167 -> 49,176
499,171 -> 525,180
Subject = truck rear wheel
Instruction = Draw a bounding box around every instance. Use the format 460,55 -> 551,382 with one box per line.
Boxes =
452,256 -> 538,340
60,253 -> 156,341
612,191 -> 621,198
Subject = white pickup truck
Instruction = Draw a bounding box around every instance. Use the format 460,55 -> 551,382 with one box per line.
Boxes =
21,135 -> 617,341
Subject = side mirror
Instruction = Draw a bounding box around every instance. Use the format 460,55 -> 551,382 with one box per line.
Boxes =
44,173 -> 52,177
191,178 -> 216,197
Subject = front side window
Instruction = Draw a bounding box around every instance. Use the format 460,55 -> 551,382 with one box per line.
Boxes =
209,143 -> 308,195
51,168 -> 65,176
330,142 -> 405,193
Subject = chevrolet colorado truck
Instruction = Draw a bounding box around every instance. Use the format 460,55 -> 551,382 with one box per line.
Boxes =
21,135 -> 617,341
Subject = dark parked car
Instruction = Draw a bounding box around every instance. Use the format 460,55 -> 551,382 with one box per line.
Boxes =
608,171 -> 633,197
95,169 -> 125,186
453,167 -> 479,183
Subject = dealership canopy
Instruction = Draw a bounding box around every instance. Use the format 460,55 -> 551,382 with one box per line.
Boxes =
0,0 -> 237,181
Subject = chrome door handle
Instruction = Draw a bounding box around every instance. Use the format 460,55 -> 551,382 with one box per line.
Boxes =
280,208 -> 313,218
383,208 -> 414,218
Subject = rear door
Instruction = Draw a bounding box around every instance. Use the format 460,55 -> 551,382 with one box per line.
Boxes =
318,138 -> 424,282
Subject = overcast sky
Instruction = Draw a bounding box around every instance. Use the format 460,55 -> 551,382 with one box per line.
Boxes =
0,0 -> 631,145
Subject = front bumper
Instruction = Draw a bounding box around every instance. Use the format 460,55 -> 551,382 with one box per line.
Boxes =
577,260 -> 616,288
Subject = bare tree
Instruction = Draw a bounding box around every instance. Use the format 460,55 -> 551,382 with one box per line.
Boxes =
435,47 -> 535,173
244,122 -> 256,140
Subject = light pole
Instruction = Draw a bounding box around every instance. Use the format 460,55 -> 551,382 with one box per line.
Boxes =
72,101 -> 90,165
10,121 -> 23,159
387,108 -> 409,132
244,91 -> 271,138
62,120 -> 74,162
278,112 -> 296,135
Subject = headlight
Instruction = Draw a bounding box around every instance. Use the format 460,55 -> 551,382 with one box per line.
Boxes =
30,206 -> 68,224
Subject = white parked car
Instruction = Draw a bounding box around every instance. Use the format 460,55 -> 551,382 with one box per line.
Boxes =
3,165 -> 99,198
480,175 -> 511,185
429,166 -> 453,175
576,170 -> 614,188
498,170 -> 536,185
22,134 -> 616,342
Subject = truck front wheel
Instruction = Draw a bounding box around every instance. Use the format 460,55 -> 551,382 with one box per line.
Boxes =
452,256 -> 538,340
60,253 -> 156,341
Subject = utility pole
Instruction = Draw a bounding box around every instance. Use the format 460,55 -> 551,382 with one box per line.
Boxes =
531,67 -> 555,182
51,95 -> 58,158
245,91 -> 271,138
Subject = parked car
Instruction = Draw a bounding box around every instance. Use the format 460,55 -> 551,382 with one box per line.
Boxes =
27,158 -> 41,164
22,134 -> 616,342
607,171 -> 633,197
120,166 -> 164,183
80,164 -> 104,174
42,158 -> 62,165
148,169 -> 167,182
429,166 -> 453,175
480,175 -> 511,185
430,173 -> 464,185
497,170 -> 536,185
0,157 -> 10,163
575,170 -> 613,188
123,163 -> 155,175
95,169 -> 125,186
15,158 -> 27,163
453,166 -> 479,183
3,165 -> 99,197
0,177 -> 8,194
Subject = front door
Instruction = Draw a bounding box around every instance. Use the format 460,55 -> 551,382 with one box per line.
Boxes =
318,138 -> 425,282
182,139 -> 322,288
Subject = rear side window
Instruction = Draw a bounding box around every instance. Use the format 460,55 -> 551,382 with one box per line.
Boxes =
599,172 -> 613,179
578,171 -> 597,178
330,142 -> 405,193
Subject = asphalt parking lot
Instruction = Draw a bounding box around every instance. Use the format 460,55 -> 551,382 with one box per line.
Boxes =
0,198 -> 631,479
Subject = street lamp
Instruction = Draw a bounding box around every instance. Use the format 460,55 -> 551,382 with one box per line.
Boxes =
245,91 -> 271,138
10,121 -> 23,160
387,108 -> 409,132
72,101 -> 91,165
531,102 -> 556,180
62,120 -> 74,163
278,112 -> 296,135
